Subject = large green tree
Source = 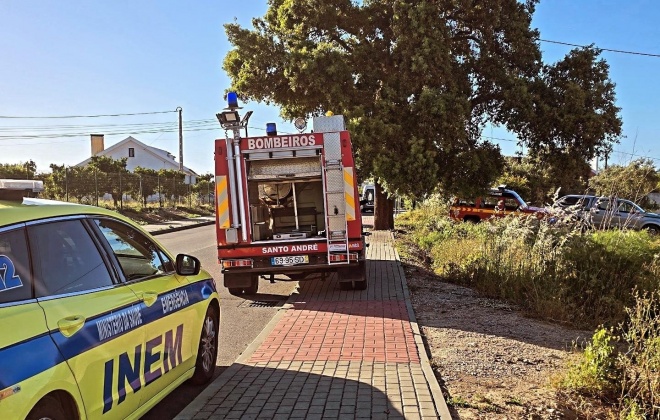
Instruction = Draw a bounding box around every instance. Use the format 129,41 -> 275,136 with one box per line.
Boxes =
223,0 -> 544,228
223,1 -> 621,229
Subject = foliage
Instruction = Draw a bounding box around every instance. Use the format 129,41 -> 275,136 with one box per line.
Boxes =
616,291 -> 660,418
222,0 -> 553,201
558,291 -> 660,418
397,202 -> 660,329
157,169 -> 187,205
561,327 -> 617,396
132,167 -> 160,207
589,159 -> 660,206
398,197 -> 660,418
509,47 -> 623,192
0,161 -> 36,179
192,177 -> 215,205
88,156 -> 129,207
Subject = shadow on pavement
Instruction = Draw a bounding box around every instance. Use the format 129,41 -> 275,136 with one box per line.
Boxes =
177,364 -> 406,419
142,367 -> 227,420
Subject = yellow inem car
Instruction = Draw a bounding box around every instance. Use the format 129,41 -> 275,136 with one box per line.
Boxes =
0,180 -> 220,420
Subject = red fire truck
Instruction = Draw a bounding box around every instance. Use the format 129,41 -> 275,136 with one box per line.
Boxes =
214,93 -> 367,295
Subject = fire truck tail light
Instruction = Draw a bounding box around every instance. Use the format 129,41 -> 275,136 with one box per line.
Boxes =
329,253 -> 358,262
221,259 -> 253,269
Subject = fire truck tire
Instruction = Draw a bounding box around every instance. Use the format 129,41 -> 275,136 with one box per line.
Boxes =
463,216 -> 481,223
338,262 -> 367,290
353,261 -> 368,290
287,272 -> 311,281
339,281 -> 353,291
353,278 -> 368,290
225,273 -> 258,295
244,276 -> 259,294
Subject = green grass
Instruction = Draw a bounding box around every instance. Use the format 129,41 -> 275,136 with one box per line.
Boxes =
396,197 -> 660,418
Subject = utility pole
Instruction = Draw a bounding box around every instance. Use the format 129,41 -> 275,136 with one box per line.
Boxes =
177,106 -> 183,172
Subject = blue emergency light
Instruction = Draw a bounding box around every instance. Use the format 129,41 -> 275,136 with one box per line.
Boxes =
266,123 -> 277,136
227,92 -> 239,109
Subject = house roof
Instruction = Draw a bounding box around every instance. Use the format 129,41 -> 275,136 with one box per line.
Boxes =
76,136 -> 198,175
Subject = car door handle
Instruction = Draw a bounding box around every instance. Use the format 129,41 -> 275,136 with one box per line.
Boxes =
139,291 -> 159,307
58,315 -> 86,337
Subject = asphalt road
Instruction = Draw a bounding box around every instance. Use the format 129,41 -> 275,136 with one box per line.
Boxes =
142,225 -> 298,420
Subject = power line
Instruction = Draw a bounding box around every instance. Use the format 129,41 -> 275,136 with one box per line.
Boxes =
539,38 -> 660,58
0,110 -> 178,119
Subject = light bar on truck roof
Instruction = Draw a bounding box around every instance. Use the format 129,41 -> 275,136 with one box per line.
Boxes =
0,179 -> 44,202
0,179 -> 44,192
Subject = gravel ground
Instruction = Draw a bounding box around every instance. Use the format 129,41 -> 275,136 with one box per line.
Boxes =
400,255 -> 595,419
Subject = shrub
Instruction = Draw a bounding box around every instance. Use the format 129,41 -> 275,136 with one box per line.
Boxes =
559,291 -> 660,418
396,202 -> 660,329
560,327 -> 618,397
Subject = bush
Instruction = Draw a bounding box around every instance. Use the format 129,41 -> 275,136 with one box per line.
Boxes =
559,291 -> 660,418
396,203 -> 660,329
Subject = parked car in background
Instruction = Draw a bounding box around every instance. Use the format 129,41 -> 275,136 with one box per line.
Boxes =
450,185 -> 546,223
552,194 -> 660,234
360,184 -> 375,213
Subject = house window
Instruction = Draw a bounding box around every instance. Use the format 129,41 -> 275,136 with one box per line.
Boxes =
128,147 -> 135,157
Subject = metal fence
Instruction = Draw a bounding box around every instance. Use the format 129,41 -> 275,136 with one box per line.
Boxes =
38,170 -> 214,209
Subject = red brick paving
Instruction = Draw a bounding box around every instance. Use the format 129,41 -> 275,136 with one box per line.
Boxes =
248,300 -> 420,363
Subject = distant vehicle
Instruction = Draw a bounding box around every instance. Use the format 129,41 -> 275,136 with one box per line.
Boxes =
0,179 -> 220,420
553,194 -> 660,234
360,184 -> 374,213
450,185 -> 546,223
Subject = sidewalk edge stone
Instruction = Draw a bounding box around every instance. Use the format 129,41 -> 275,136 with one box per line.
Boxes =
391,231 -> 453,420
150,220 -> 215,236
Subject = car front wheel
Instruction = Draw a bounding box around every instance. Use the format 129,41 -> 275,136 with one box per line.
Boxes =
26,396 -> 68,420
643,225 -> 660,235
189,305 -> 219,385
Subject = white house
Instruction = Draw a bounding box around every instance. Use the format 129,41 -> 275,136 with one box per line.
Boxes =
76,134 -> 198,184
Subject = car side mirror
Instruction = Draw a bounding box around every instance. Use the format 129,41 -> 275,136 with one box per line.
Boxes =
176,254 -> 201,276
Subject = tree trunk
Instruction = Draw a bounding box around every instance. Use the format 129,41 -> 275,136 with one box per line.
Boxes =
373,181 -> 394,230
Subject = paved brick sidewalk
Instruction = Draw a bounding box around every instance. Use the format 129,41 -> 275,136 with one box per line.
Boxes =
176,231 -> 450,419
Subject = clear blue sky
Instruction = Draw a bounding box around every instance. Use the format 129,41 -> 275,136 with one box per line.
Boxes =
1,1 -> 659,175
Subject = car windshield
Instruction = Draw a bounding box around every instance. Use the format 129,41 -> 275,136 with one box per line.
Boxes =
619,200 -> 646,214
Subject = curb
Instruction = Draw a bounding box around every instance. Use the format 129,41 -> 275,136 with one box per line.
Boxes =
149,220 -> 215,236
391,231 -> 453,420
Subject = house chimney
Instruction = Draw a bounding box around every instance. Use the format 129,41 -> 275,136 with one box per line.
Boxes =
91,134 -> 105,156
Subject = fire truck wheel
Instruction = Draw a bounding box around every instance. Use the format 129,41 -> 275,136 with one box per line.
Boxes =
339,281 -> 353,291
353,278 -> 368,290
353,261 -> 368,290
244,275 -> 259,295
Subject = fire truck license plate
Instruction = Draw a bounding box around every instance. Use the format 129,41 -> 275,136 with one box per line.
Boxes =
271,255 -> 309,266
